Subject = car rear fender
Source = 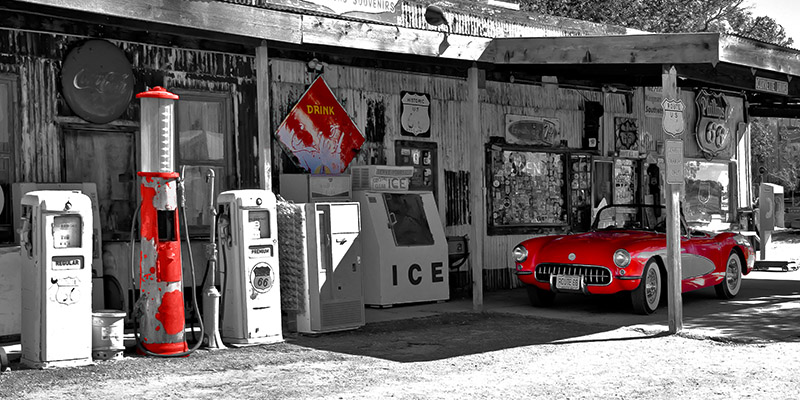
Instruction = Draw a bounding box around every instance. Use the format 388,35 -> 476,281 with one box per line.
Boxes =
731,245 -> 753,275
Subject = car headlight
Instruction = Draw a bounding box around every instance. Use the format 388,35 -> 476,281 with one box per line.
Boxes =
613,249 -> 630,268
512,245 -> 528,262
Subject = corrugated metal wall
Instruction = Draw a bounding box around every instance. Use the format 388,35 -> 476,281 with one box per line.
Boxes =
271,59 -> 628,290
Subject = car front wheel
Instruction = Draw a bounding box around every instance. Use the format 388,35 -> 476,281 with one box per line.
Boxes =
631,259 -> 662,315
715,252 -> 742,299
526,285 -> 556,307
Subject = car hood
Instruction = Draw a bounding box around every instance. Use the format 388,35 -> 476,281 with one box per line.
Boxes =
535,230 -> 663,264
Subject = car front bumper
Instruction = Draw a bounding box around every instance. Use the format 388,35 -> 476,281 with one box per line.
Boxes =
516,270 -> 641,295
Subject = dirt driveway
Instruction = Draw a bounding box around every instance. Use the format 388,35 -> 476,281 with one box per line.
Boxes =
1,231 -> 799,399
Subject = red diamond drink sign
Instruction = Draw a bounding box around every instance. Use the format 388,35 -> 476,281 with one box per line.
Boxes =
275,76 -> 365,174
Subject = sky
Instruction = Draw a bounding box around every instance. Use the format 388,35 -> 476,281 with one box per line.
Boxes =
744,0 -> 800,45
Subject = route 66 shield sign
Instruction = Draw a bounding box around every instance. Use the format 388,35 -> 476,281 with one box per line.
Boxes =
695,90 -> 731,158
661,98 -> 685,137
400,91 -> 431,137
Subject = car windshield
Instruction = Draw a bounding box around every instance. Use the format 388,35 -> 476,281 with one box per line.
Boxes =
593,205 -> 668,232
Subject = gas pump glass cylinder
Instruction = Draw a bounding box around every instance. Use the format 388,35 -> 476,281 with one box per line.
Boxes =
136,87 -> 179,173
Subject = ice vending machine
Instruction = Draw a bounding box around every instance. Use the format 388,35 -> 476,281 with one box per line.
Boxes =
351,166 -> 448,307
293,201 -> 364,334
217,190 -> 282,345
19,190 -> 93,368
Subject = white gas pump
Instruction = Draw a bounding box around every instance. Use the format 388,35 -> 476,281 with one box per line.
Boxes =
292,201 -> 364,334
217,189 -> 282,345
19,190 -> 93,368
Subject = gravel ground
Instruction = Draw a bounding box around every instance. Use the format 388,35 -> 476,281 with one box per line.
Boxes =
1,311 -> 799,400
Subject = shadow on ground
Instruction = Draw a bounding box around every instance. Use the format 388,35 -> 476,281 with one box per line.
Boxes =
678,276 -> 800,342
291,270 -> 800,362
290,311 -> 639,363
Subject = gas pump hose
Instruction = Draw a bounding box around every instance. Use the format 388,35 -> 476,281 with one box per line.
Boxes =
128,188 -> 206,358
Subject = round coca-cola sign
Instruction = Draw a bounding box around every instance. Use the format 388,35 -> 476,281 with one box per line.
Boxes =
61,39 -> 134,124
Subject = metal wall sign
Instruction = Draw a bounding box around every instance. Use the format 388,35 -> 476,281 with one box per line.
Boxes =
504,114 -> 560,146
400,91 -> 431,137
60,39 -> 134,124
615,117 -> 639,153
755,76 -> 789,95
661,98 -> 685,138
274,76 -> 366,174
665,139 -> 684,185
694,90 -> 731,159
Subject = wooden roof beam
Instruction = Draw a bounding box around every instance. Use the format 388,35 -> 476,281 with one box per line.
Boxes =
301,16 -> 491,61
8,0 -> 303,44
480,33 -> 721,65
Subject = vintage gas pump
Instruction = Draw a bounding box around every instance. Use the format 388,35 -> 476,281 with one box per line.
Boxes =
20,190 -> 93,368
134,87 -> 188,355
217,189 -> 283,345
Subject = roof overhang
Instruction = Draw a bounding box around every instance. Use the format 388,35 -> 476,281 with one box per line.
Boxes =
481,33 -> 800,117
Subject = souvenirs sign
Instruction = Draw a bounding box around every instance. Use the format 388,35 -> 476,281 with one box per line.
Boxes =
400,91 -> 431,137
661,98 -> 685,138
279,0 -> 402,24
274,76 -> 366,174
694,90 -> 731,159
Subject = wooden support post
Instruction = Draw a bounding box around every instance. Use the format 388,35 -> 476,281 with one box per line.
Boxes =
256,42 -> 272,191
662,65 -> 683,334
467,63 -> 484,311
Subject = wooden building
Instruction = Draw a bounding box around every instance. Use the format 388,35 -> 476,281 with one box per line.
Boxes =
2,0 -> 800,336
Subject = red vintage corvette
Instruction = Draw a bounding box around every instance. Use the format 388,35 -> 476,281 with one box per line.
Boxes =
512,204 -> 755,314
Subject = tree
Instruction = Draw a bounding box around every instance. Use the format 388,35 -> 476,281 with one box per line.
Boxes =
751,118 -> 800,202
519,0 -> 793,46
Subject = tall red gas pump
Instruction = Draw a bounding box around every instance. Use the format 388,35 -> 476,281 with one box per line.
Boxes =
135,87 -> 188,355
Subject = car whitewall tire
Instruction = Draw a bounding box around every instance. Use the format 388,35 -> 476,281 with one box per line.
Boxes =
715,252 -> 742,299
631,259 -> 661,315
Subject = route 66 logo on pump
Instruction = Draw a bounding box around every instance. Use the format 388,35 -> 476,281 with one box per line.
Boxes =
250,262 -> 274,294
661,98 -> 685,137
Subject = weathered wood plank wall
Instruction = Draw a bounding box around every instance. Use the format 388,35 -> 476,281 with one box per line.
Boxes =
0,28 -> 258,186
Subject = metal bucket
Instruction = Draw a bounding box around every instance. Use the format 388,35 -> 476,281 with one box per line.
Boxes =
91,310 -> 126,360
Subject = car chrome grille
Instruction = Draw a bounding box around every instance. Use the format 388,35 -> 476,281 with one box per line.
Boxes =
535,263 -> 612,286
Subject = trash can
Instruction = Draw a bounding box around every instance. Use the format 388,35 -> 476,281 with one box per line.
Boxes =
92,310 -> 126,360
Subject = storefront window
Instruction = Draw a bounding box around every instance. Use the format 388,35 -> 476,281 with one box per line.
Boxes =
176,91 -> 232,236
0,76 -> 16,244
487,146 -> 568,234
682,160 -> 731,224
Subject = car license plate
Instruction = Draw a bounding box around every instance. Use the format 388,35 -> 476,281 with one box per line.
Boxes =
555,275 -> 581,291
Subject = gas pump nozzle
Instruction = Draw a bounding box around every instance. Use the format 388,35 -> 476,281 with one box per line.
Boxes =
203,169 -> 226,350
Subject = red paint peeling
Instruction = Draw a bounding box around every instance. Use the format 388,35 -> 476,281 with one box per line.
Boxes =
137,171 -> 187,356
155,289 -> 186,335
157,239 -> 182,282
